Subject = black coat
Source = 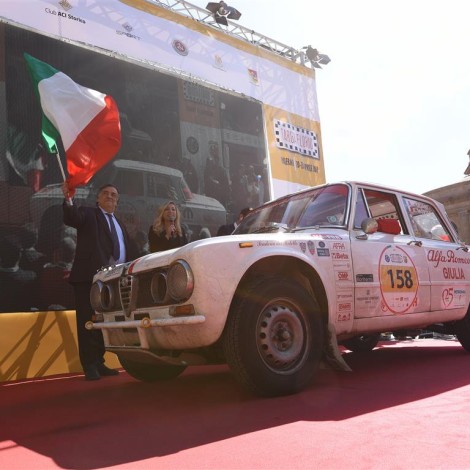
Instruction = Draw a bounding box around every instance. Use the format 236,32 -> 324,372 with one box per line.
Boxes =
63,202 -> 138,283
148,226 -> 188,253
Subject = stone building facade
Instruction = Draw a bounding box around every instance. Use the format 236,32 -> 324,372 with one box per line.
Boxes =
424,178 -> 470,244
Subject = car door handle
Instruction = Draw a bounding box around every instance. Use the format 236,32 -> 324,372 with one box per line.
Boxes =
407,240 -> 423,247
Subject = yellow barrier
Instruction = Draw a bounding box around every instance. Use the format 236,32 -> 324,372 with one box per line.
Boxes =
0,310 -> 120,382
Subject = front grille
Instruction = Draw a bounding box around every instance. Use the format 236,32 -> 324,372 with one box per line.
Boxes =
119,274 -> 134,315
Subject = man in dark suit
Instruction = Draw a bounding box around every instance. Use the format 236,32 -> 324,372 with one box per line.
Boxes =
62,181 -> 138,380
217,207 -> 252,236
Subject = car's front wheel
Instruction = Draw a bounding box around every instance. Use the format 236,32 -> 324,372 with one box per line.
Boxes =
223,277 -> 324,397
118,356 -> 187,382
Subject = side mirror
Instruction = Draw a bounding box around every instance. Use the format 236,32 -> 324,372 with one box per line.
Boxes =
361,217 -> 378,234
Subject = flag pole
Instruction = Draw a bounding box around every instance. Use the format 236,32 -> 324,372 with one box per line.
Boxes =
55,152 -> 66,181
55,152 -> 73,205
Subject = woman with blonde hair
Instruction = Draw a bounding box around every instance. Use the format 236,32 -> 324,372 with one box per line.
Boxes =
148,201 -> 188,253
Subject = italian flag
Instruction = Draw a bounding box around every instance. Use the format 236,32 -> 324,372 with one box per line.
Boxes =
24,53 -> 121,190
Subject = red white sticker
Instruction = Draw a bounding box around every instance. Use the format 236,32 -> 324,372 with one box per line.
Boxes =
379,245 -> 419,314
441,287 -> 466,309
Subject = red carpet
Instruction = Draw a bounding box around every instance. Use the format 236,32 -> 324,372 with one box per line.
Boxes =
1,339 -> 470,469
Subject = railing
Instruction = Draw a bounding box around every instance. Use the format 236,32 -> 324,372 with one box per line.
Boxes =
147,0 -> 311,67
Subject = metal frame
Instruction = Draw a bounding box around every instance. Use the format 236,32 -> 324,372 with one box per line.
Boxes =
148,0 -> 311,67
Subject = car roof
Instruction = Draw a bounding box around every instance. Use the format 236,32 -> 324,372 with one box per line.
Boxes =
113,159 -> 183,177
266,181 -> 442,208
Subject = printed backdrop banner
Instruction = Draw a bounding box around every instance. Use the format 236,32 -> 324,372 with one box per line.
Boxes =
0,0 -> 324,196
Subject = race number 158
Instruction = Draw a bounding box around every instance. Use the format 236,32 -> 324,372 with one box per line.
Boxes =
385,268 -> 414,289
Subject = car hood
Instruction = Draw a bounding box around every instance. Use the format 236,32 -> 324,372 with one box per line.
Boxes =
184,193 -> 225,211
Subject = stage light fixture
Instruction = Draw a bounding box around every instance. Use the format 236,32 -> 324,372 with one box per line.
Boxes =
302,46 -> 331,69
206,1 -> 241,26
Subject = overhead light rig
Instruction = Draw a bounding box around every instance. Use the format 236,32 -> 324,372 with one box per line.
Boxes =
147,0 -> 330,69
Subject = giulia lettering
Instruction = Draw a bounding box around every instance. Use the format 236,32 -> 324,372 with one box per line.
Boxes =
443,267 -> 465,279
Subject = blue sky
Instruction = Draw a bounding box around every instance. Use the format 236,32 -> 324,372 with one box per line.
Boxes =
200,0 -> 470,194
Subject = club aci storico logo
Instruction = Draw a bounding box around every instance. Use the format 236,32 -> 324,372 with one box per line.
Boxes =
45,1 -> 86,24
172,39 -> 189,56
116,22 -> 141,40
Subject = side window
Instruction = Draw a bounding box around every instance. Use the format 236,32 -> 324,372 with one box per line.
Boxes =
147,174 -> 180,201
403,198 -> 453,242
360,188 -> 405,235
114,170 -> 144,197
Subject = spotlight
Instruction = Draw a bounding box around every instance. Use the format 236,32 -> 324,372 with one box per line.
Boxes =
302,45 -> 331,69
206,1 -> 241,26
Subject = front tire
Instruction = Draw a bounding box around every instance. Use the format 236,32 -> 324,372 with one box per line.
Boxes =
118,356 -> 187,382
223,277 -> 324,397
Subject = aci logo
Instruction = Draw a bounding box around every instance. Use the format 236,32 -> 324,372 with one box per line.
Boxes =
58,0 -> 73,11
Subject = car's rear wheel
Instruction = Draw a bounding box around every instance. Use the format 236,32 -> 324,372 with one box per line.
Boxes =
118,356 -> 187,382
342,334 -> 380,353
223,277 -> 324,397
455,310 -> 470,352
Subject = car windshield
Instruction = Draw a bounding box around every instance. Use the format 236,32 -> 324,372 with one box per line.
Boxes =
235,184 -> 350,234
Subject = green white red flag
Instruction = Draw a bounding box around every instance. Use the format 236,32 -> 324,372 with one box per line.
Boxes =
24,53 -> 121,192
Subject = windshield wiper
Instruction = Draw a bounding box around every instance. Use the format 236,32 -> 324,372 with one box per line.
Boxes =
290,225 -> 321,232
251,224 -> 290,234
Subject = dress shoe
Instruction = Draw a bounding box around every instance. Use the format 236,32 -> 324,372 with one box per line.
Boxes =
96,363 -> 119,377
84,364 -> 100,381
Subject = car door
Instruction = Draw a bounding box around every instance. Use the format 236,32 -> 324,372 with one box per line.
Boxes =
402,196 -> 470,313
350,186 -> 431,318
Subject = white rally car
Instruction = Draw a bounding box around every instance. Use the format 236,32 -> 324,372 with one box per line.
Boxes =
88,181 -> 470,396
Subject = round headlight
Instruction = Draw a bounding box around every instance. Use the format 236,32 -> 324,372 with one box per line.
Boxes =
90,281 -> 115,312
167,260 -> 194,302
150,271 -> 168,303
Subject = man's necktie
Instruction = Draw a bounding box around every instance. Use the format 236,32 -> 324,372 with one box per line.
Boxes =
106,213 -> 120,261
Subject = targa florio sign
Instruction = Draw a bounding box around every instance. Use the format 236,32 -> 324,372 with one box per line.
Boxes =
274,119 -> 319,159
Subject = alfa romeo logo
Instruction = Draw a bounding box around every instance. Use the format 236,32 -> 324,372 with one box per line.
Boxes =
172,39 -> 188,56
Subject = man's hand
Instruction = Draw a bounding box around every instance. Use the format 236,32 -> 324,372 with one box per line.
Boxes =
62,181 -> 75,200
62,181 -> 69,198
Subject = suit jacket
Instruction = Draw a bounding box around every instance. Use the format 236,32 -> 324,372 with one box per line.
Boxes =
217,223 -> 236,236
63,202 -> 138,283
